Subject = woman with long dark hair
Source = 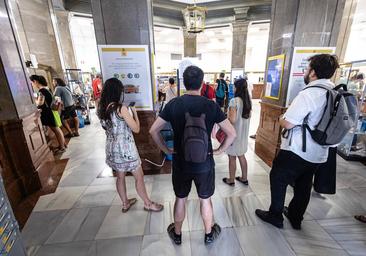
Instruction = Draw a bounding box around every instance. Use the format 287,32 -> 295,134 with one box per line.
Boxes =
222,78 -> 252,186
30,75 -> 66,154
98,78 -> 163,213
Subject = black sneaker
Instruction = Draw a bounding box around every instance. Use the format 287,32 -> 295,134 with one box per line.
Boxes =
255,209 -> 283,228
167,223 -> 182,245
204,223 -> 221,244
283,207 -> 301,230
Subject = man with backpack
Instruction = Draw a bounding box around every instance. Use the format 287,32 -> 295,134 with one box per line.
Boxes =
216,72 -> 228,109
255,54 -> 356,230
150,66 -> 236,244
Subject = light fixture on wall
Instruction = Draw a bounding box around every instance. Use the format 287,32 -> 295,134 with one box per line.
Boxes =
182,1 -> 207,34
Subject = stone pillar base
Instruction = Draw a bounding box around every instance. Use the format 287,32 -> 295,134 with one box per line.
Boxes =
133,111 -> 165,172
255,101 -> 286,167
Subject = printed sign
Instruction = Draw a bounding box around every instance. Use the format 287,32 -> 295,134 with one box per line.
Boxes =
98,45 -> 153,110
286,47 -> 336,106
264,54 -> 285,100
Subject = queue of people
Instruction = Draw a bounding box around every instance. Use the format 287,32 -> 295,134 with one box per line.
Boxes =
30,75 -> 84,155
81,53 -> 360,246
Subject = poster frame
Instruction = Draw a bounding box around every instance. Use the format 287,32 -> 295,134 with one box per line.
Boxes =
264,54 -> 285,100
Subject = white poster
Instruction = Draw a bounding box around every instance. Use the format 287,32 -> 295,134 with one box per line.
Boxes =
98,45 -> 153,110
231,68 -> 244,83
286,47 -> 336,106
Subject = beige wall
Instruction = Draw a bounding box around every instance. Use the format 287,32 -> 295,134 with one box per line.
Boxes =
14,0 -> 64,77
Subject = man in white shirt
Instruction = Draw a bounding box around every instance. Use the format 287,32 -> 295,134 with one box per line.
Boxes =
255,54 -> 339,230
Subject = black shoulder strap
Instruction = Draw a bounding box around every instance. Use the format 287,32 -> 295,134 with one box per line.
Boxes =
302,84 -> 332,92
204,85 -> 209,98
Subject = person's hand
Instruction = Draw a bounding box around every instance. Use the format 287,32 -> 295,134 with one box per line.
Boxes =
213,148 -> 223,155
164,147 -> 174,155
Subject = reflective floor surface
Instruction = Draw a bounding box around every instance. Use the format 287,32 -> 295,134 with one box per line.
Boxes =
22,101 -> 366,256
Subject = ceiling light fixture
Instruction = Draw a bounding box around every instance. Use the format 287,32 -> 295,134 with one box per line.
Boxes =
182,0 -> 207,33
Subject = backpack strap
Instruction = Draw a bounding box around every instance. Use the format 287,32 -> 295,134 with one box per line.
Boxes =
204,84 -> 210,98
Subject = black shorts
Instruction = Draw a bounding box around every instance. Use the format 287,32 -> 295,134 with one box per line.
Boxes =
172,170 -> 215,199
61,106 -> 77,120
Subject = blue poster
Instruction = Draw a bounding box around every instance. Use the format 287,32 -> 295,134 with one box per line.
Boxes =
265,55 -> 285,100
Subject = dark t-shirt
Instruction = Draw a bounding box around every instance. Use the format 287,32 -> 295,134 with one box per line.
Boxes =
159,94 -> 226,173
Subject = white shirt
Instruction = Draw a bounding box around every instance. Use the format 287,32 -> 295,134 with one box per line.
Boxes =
281,79 -> 335,163
165,85 -> 177,103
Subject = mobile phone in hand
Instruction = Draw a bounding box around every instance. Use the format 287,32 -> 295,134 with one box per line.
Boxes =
129,102 -> 136,107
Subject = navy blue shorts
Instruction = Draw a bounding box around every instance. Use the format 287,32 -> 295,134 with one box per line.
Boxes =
172,170 -> 215,199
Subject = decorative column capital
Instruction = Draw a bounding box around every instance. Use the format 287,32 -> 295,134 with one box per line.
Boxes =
234,7 -> 250,21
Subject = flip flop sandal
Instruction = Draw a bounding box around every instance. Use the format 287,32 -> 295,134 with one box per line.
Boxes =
144,201 -> 164,212
355,215 -> 366,223
235,177 -> 249,185
122,198 -> 137,213
222,178 -> 235,186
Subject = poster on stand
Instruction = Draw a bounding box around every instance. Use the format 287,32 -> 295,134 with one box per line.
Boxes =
231,68 -> 244,83
98,45 -> 153,110
264,54 -> 285,100
178,58 -> 200,95
286,47 -> 335,106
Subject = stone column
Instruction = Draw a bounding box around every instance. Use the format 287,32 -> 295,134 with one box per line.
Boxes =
14,0 -> 64,78
91,0 -> 163,172
0,0 -> 53,212
55,10 -> 78,70
255,0 -> 346,166
183,28 -> 197,57
231,7 -> 250,70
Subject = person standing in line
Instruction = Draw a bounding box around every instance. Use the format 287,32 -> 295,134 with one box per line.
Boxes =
30,75 -> 66,153
215,72 -> 228,109
92,74 -> 102,109
53,78 -> 80,137
255,54 -> 340,230
98,78 -> 163,213
222,78 -> 252,186
149,66 -> 236,245
165,77 -> 178,103
201,81 -> 216,101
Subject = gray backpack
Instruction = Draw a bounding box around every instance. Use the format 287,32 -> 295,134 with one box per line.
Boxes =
301,84 -> 357,152
182,112 -> 209,163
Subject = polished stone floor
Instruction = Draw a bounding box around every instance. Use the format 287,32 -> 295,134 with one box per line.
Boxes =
22,101 -> 366,256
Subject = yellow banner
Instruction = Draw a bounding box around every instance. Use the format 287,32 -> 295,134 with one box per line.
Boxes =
101,48 -> 145,52
296,49 -> 334,54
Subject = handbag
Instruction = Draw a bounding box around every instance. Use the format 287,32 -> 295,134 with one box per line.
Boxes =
52,110 -> 62,127
313,147 -> 337,194
216,128 -> 226,143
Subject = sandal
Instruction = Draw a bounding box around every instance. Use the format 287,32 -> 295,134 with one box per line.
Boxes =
235,177 -> 249,185
355,215 -> 366,223
122,198 -> 137,213
144,201 -> 163,212
222,178 -> 235,186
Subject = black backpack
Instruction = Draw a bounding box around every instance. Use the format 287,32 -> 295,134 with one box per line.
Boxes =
181,102 -> 209,163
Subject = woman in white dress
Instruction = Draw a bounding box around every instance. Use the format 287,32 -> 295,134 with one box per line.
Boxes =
165,77 -> 177,103
223,78 -> 252,186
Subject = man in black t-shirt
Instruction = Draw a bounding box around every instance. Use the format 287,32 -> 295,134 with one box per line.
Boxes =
150,66 -> 236,245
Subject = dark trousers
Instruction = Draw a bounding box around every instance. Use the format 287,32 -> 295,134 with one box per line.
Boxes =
269,150 -> 319,223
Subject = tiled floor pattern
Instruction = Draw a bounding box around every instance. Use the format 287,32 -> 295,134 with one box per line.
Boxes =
22,102 -> 366,256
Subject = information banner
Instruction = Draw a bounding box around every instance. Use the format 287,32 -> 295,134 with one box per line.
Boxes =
286,47 -> 336,106
264,54 -> 285,100
98,45 -> 153,110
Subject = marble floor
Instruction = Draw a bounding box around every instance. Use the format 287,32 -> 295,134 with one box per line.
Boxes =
21,101 -> 366,256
